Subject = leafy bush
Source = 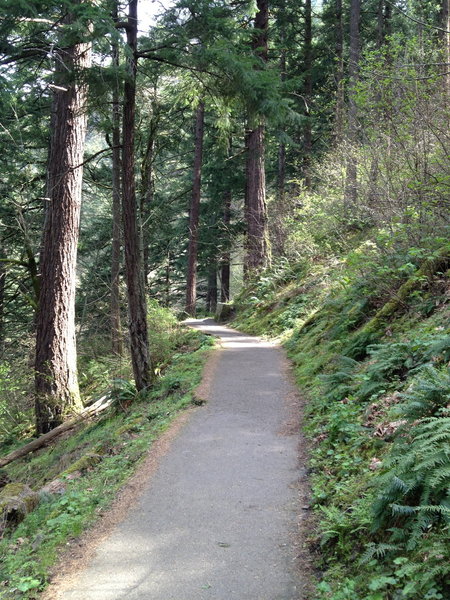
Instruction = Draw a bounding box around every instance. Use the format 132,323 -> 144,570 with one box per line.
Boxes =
0,362 -> 33,446
147,299 -> 182,371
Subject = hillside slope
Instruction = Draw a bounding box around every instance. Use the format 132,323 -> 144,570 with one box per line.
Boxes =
233,242 -> 450,600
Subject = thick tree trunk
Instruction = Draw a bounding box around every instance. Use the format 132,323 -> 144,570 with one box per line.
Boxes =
344,0 -> 361,208
111,5 -> 122,357
221,189 -> 232,303
245,0 -> 269,276
122,0 -> 151,390
185,101 -> 205,316
34,5 -> 91,435
246,124 -> 268,273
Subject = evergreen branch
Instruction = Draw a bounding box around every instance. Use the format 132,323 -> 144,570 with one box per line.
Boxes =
136,53 -> 221,78
384,0 -> 450,34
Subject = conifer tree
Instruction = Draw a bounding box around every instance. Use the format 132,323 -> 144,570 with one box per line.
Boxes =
35,1 -> 92,433
121,0 -> 151,390
245,0 -> 270,275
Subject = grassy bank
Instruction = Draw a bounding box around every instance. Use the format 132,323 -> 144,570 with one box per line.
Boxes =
233,241 -> 450,600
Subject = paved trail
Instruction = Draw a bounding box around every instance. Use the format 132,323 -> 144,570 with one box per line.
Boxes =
59,320 -> 303,600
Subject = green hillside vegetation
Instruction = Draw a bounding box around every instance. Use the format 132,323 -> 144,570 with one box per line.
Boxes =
233,235 -> 450,599
0,307 -> 214,599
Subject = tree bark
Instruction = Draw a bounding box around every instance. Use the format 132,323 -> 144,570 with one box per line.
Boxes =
34,4 -> 91,435
185,101 -> 205,316
111,3 -> 122,356
246,124 -> 268,273
122,0 -> 151,390
206,268 -> 218,314
245,0 -> 269,276
220,189 -> 232,303
344,0 -> 361,209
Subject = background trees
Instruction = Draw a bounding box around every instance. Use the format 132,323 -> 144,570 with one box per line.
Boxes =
1,1 -> 450,598
0,0 -> 448,434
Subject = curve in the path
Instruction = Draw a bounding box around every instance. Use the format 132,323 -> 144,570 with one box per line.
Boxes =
59,319 -> 303,600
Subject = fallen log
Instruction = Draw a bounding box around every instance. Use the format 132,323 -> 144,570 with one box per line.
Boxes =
0,395 -> 113,469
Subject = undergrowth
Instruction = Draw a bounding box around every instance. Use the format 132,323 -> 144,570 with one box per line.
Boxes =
233,239 -> 450,599
0,314 -> 215,599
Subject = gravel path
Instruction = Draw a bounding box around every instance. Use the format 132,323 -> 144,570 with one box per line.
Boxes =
58,319 -> 304,600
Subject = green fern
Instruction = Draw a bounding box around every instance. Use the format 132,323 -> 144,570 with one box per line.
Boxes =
394,365 -> 450,420
373,415 -> 450,547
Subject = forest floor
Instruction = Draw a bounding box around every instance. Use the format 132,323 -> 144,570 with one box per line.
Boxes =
42,319 -> 313,600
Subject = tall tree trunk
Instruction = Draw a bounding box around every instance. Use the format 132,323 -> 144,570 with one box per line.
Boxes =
245,0 -> 269,276
334,0 -> 345,143
302,0 -> 313,188
111,3 -> 122,356
185,101 -> 205,316
35,5 -> 91,434
122,0 -> 151,390
221,189 -> 232,303
344,0 -> 361,209
207,268 -> 218,314
140,105 -> 158,288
